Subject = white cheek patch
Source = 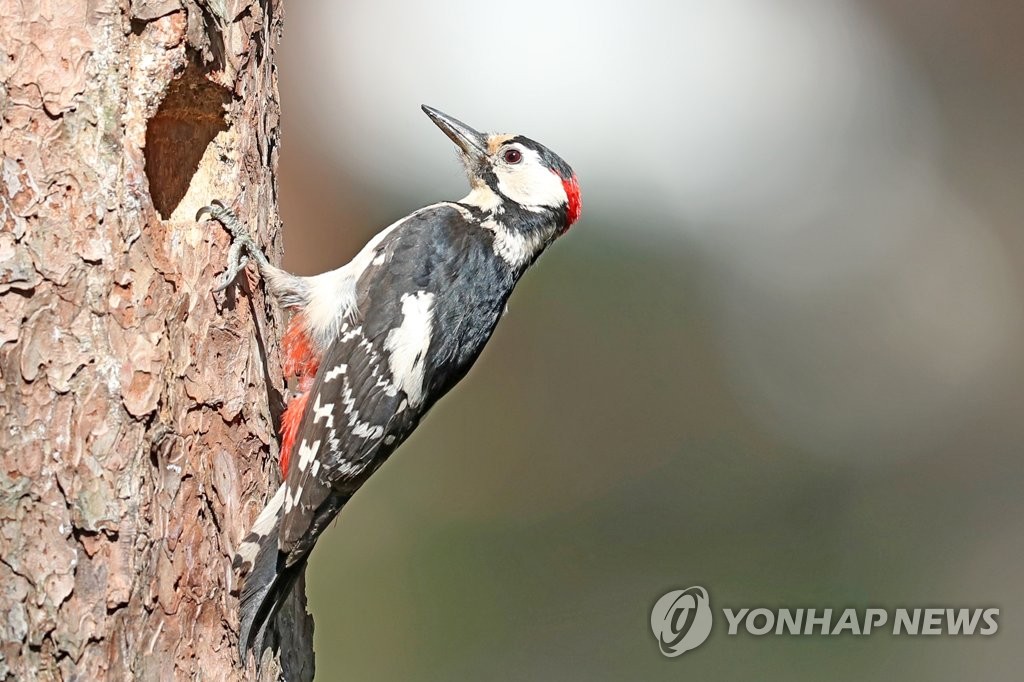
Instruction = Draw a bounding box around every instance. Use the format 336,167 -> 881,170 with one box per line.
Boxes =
495,148 -> 567,210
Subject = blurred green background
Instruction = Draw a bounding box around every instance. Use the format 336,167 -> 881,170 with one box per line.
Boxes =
276,1 -> 1024,679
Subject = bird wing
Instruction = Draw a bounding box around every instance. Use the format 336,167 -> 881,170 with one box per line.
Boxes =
233,202 -> 500,656
274,203 -> 475,563
276,321 -> 416,562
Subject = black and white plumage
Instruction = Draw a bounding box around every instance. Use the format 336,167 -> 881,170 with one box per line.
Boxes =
203,106 -> 582,659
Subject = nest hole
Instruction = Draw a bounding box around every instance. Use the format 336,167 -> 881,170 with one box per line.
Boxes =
144,65 -> 230,219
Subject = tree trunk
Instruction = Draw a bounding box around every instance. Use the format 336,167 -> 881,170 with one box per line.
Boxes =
0,1 -> 313,679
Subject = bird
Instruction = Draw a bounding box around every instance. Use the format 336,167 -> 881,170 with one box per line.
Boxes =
199,105 -> 581,659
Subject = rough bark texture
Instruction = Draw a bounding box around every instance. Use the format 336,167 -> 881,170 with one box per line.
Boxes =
0,1 -> 313,679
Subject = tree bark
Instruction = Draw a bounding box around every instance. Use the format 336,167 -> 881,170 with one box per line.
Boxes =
0,1 -> 313,679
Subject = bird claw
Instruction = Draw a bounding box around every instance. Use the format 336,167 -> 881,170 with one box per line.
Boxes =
197,200 -> 266,293
212,249 -> 249,293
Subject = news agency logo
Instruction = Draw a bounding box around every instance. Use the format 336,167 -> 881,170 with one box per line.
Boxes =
651,586 -> 1000,658
650,586 -> 714,656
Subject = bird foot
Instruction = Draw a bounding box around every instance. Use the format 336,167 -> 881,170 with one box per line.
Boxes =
197,200 -> 267,292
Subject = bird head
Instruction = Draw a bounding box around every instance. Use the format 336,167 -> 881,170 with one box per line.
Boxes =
422,105 -> 581,233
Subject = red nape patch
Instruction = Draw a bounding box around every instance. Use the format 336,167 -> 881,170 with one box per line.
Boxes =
282,312 -> 319,379
279,385 -> 311,475
561,174 -> 582,227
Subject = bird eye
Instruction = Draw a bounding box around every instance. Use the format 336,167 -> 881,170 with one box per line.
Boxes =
503,148 -> 522,164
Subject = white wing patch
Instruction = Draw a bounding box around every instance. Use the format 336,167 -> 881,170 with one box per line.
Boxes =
250,485 -> 285,536
296,438 -> 321,473
312,395 -> 334,429
384,291 -> 435,407
233,484 -> 286,572
324,364 -> 347,382
352,422 -> 385,439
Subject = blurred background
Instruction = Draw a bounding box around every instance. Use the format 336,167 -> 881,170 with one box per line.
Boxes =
276,1 -> 1024,679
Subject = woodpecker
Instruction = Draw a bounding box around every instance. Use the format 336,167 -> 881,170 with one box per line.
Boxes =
200,105 -> 581,659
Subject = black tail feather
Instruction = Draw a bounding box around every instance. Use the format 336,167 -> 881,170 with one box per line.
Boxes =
238,522 -> 310,660
235,486 -> 349,663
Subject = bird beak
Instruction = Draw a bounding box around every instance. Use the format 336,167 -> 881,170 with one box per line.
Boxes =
422,105 -> 488,167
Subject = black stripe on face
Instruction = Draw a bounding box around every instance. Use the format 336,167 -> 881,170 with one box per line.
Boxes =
478,168 -> 502,197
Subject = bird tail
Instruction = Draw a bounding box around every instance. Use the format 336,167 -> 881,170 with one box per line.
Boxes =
233,484 -> 307,660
